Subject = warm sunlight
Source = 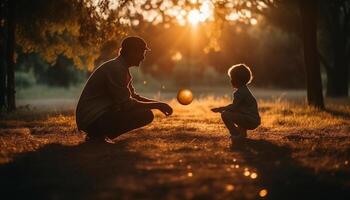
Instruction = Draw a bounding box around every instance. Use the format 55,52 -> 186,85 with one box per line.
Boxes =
3,0 -> 350,199
91,0 -> 263,27
186,1 -> 213,26
187,9 -> 202,25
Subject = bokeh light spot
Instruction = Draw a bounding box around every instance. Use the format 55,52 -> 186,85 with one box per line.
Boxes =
226,184 -> 235,192
250,172 -> 258,179
259,189 -> 268,197
244,171 -> 250,176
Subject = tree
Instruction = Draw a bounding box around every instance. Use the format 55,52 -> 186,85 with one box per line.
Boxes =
5,0 -> 15,111
0,0 -> 130,111
0,0 -> 332,111
0,0 -> 7,110
208,0 -> 325,108
246,0 -> 324,108
250,0 -> 349,98
299,0 -> 324,109
319,0 -> 350,97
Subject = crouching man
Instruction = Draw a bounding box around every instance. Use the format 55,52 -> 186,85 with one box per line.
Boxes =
76,36 -> 173,142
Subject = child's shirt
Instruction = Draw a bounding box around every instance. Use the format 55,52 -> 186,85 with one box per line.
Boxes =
226,86 -> 260,122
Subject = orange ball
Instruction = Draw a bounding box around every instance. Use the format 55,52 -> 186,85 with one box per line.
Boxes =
177,89 -> 193,105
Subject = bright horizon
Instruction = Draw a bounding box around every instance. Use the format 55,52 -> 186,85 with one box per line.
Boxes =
92,0 -> 260,27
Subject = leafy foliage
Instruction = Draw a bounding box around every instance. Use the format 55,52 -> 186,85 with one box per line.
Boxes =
14,0 -> 128,70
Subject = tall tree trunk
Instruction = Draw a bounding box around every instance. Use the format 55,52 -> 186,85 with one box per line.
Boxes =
299,0 -> 325,109
326,32 -> 349,97
0,32 -> 6,111
6,0 -> 15,111
0,0 -> 7,110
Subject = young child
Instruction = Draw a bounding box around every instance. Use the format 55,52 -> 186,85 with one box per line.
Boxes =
211,64 -> 260,140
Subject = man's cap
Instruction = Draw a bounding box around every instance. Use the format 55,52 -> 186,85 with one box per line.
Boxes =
121,36 -> 151,51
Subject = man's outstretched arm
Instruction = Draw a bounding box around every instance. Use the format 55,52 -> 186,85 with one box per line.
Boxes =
132,94 -> 157,102
127,100 -> 173,116
126,81 -> 172,115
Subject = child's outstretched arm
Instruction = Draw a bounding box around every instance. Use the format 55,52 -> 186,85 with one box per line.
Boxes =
220,90 -> 244,112
211,89 -> 245,113
211,106 -> 227,113
211,102 -> 238,113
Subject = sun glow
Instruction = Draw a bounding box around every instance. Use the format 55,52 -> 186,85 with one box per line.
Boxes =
186,1 -> 213,26
187,10 -> 202,25
93,0 -> 259,27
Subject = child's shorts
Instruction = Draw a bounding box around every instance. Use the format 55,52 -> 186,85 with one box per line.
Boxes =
222,111 -> 260,130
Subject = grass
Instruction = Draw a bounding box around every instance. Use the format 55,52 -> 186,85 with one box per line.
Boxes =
0,97 -> 350,199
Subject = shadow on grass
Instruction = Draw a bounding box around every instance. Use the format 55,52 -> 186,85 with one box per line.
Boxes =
0,141 -> 151,200
232,139 -> 350,200
1,133 -> 350,200
0,109 -> 74,122
325,108 -> 350,120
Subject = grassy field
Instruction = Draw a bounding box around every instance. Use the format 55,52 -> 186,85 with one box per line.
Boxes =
1,96 -> 350,199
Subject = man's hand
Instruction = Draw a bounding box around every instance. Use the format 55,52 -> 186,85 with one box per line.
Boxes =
211,107 -> 226,113
158,103 -> 173,116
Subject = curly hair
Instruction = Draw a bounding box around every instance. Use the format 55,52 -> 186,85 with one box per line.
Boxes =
227,64 -> 253,87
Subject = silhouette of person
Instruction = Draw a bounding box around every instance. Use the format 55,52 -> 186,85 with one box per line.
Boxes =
76,36 -> 173,142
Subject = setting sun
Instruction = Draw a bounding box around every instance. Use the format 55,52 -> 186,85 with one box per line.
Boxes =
187,10 -> 202,25
185,1 -> 213,26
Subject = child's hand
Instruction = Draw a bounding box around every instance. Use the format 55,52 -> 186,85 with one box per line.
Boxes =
211,107 -> 225,113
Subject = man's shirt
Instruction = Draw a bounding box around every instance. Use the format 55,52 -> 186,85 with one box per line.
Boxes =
75,56 -> 141,131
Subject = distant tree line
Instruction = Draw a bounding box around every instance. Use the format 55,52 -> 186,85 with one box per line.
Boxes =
16,52 -> 86,88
